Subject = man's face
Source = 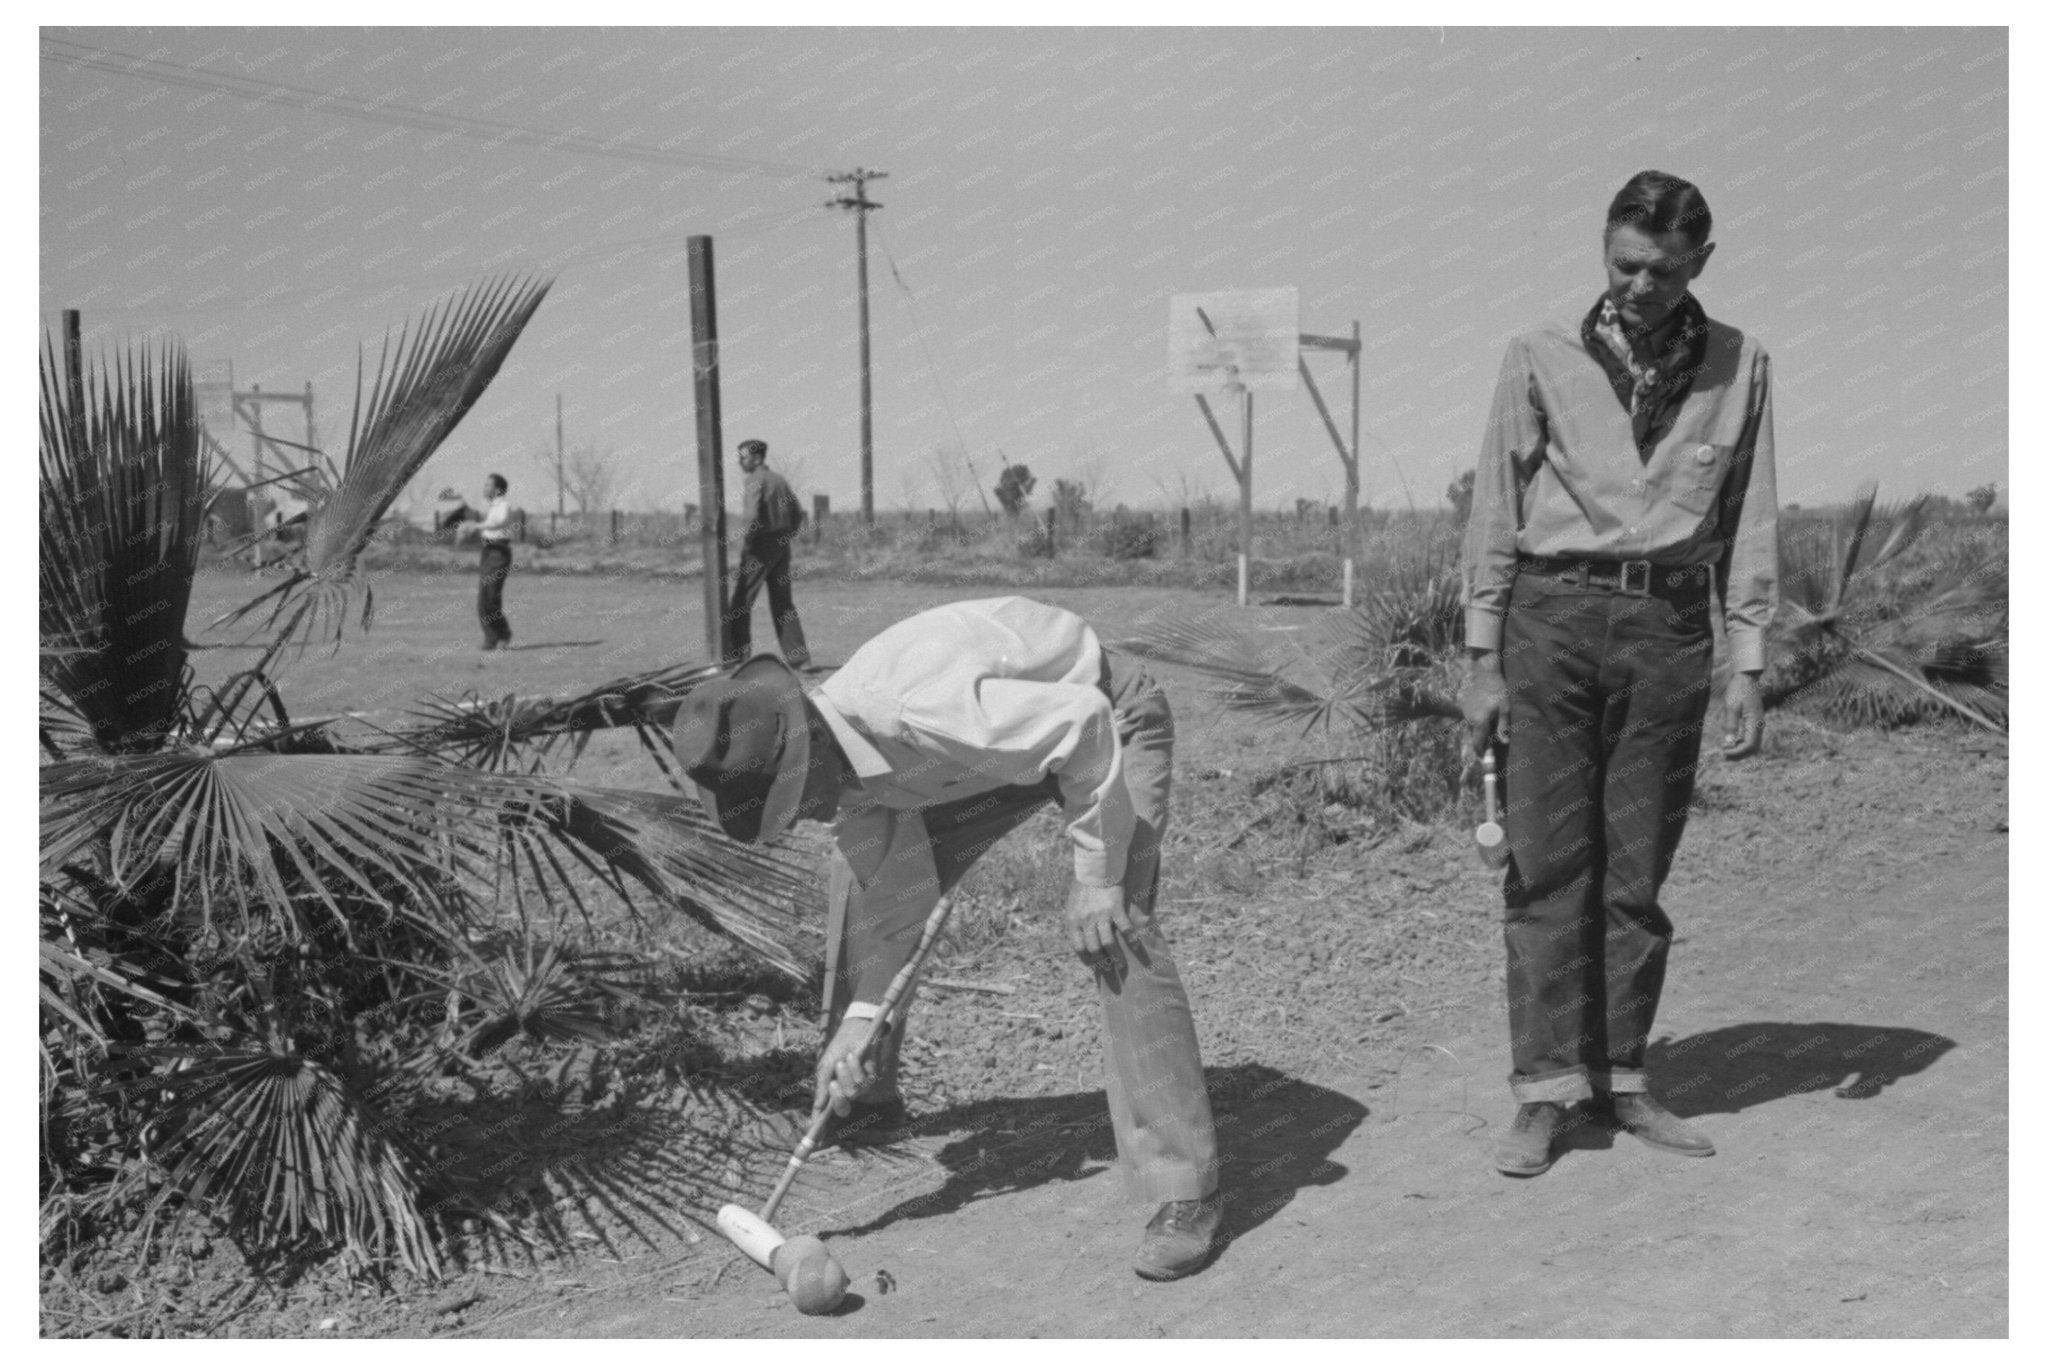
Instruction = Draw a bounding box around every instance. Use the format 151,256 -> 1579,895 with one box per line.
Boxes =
1603,223 -> 1714,331
738,447 -> 765,473
484,478 -> 506,499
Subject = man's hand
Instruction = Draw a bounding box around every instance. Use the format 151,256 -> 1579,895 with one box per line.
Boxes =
813,1016 -> 878,1118
1065,880 -> 1132,969
1721,671 -> 1766,760
1460,651 -> 1507,764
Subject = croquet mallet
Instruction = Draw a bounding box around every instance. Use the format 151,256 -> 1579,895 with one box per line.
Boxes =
714,893 -> 958,1313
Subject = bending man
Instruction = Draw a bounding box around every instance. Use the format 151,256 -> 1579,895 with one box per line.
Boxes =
675,596 -> 1223,1280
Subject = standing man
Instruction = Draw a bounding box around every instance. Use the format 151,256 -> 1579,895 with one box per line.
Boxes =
723,438 -> 810,669
673,596 -> 1224,1280
1459,171 -> 1778,1176
475,473 -> 514,651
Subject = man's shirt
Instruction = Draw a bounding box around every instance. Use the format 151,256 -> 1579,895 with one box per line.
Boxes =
1460,295 -> 1779,672
743,465 -> 804,540
811,597 -> 1134,907
479,496 -> 511,544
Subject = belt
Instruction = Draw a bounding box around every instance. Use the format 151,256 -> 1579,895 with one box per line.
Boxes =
1516,555 -> 1710,598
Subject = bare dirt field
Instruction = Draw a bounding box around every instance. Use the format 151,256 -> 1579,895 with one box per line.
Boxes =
140,568 -> 2008,1337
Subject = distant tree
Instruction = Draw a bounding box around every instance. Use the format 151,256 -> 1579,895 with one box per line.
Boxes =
1051,478 -> 1092,526
994,463 -> 1036,517
1965,482 -> 1998,515
565,442 -> 620,514
926,442 -> 971,521
1446,469 -> 1476,524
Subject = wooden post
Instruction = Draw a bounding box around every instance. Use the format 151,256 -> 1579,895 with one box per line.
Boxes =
304,380 -> 318,465
689,236 -> 730,664
1045,506 -> 1057,555
1346,318 -> 1361,608
1237,389 -> 1254,607
61,309 -> 86,454
1180,506 -> 1192,556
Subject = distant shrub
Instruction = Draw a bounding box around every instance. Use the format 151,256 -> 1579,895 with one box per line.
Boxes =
1099,517 -> 1158,561
1016,521 -> 1056,559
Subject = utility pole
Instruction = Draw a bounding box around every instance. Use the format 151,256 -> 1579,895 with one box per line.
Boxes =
827,168 -> 886,525
555,394 -> 566,517
688,235 -> 731,663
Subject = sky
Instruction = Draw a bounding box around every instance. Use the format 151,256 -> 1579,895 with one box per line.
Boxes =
38,25 -> 2009,518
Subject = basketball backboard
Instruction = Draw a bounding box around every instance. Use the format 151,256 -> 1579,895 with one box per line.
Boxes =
1167,287 -> 1300,393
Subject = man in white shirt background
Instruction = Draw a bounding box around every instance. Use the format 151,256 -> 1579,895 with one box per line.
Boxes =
674,596 -> 1224,1281
473,472 -> 514,651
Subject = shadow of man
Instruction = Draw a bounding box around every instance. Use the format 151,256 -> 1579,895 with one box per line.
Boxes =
829,1063 -> 1366,1268
1646,1022 -> 1958,1114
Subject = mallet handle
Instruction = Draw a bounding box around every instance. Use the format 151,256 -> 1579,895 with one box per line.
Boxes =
758,893 -> 958,1225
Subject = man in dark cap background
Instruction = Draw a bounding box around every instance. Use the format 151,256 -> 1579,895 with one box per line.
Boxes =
674,595 -> 1223,1281
723,438 -> 810,669
1459,169 -> 1779,1177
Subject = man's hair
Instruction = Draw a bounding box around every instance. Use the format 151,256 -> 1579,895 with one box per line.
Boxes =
486,473 -> 508,493
1604,170 -> 1713,248
738,439 -> 768,457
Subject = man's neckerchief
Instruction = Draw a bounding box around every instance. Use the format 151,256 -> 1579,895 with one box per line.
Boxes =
1582,293 -> 1711,462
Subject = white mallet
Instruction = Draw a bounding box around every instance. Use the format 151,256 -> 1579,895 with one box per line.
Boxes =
714,893 -> 957,1315
1475,747 -> 1509,869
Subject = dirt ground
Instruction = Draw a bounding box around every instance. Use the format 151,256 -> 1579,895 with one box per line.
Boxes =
109,570 -> 2010,1337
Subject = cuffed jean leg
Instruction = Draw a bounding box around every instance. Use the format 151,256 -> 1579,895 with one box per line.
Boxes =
1593,578 -> 1715,1086
1499,580 -> 1606,1103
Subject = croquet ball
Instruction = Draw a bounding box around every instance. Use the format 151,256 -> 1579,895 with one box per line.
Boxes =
774,1235 -> 848,1315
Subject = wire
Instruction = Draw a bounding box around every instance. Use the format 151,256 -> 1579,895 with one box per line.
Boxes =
40,36 -> 830,182
46,200 -> 824,322
871,219 -> 994,515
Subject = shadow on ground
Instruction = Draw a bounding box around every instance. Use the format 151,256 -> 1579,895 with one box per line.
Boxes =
828,1063 -> 1366,1266
1647,1022 -> 1958,1114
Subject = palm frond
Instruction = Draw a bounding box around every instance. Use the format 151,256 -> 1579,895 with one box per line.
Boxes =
137,1044 -> 439,1276
1118,572 -> 1463,737
212,276 -> 552,652
381,660 -> 722,775
43,749 -> 815,978
39,333 -> 209,752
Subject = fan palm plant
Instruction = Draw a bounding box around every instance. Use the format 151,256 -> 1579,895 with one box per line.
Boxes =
1764,483 -> 2007,735
39,291 -> 815,1281
1118,563 -> 1467,829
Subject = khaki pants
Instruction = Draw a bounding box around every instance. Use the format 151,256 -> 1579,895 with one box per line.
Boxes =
823,659 -> 1219,1202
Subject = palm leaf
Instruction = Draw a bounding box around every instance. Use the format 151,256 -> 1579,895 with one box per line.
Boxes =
137,1044 -> 440,1276
39,333 -> 209,753
42,749 -> 815,979
212,275 -> 552,652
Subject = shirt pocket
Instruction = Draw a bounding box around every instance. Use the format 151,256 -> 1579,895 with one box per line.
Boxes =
1669,442 -> 1732,515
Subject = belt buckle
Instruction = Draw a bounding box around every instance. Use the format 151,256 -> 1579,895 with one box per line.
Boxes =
1620,560 -> 1653,595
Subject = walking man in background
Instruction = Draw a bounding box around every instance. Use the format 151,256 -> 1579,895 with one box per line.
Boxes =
674,596 -> 1224,1280
723,438 -> 810,669
1459,170 -> 1779,1176
474,473 -> 514,651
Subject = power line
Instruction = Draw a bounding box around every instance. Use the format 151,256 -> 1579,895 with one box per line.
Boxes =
39,37 -> 830,182
40,202 -> 824,321
872,218 -> 993,516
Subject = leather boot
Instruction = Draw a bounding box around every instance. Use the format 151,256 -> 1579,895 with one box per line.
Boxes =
1600,1092 -> 1715,1157
1133,1192 -> 1223,1281
1494,1101 -> 1567,1176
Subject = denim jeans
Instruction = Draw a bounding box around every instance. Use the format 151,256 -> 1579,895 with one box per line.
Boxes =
1497,565 -> 1716,1104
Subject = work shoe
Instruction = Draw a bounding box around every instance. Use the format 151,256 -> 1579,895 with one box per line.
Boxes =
1133,1193 -> 1224,1281
818,1095 -> 911,1149
1597,1092 -> 1715,1157
1494,1101 -> 1568,1176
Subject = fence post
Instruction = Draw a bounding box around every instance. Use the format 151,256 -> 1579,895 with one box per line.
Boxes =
1180,506 -> 1192,556
610,508 -> 621,544
1045,506 -> 1057,556
813,493 -> 828,543
516,509 -> 527,544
